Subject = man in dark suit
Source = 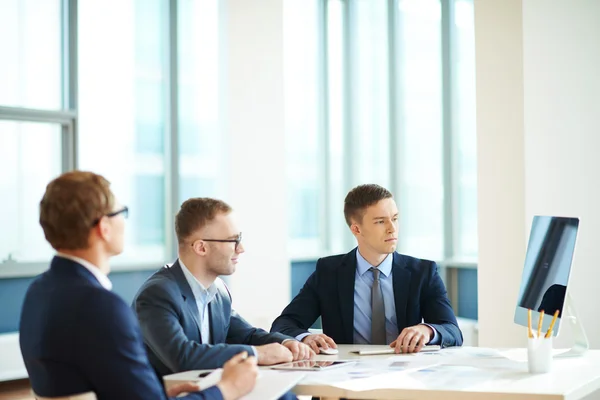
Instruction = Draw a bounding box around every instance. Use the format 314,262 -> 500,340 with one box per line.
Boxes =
271,184 -> 463,354
133,198 -> 314,376
20,171 -> 257,400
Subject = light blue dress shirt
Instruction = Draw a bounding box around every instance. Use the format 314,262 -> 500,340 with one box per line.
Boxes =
180,260 -> 219,344
180,260 -> 262,356
353,251 -> 439,345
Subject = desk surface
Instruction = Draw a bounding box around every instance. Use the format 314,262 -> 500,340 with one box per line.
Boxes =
164,345 -> 600,400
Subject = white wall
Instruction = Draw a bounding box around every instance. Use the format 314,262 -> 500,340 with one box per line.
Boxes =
476,0 -> 600,348
222,0 -> 291,330
475,0 -> 527,348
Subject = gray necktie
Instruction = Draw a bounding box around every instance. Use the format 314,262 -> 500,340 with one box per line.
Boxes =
370,267 -> 386,345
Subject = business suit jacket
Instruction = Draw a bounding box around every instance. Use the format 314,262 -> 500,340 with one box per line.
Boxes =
19,256 -> 221,400
133,260 -> 292,376
271,249 -> 463,347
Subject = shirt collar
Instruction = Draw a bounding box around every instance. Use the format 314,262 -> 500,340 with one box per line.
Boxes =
55,252 -> 113,291
179,258 -> 218,302
356,250 -> 393,278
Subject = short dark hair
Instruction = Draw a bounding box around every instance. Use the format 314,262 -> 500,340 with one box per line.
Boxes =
175,198 -> 232,245
343,184 -> 393,226
40,171 -> 114,250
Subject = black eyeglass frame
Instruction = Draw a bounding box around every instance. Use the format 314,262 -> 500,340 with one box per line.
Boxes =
92,206 -> 129,226
192,232 -> 243,251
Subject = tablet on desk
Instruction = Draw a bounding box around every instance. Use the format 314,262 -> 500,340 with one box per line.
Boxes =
270,360 -> 354,371
351,345 -> 441,355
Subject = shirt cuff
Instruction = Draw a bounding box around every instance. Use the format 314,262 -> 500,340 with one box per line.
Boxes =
250,345 -> 258,361
295,332 -> 312,342
421,323 -> 439,345
281,338 -> 296,344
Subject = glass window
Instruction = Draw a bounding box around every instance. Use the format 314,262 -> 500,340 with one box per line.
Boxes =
178,0 -> 225,202
0,0 -> 62,109
326,0 -> 356,253
396,0 -> 444,260
0,121 -> 62,263
284,0 -> 322,255
78,0 -> 169,264
454,0 -> 477,258
351,0 -> 390,188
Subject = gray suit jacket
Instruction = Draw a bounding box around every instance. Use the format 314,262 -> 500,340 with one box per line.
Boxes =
132,260 -> 291,376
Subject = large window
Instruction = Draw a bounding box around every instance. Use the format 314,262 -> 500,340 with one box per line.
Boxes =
0,122 -> 63,263
0,0 -> 226,275
0,0 -> 62,109
78,0 -> 169,264
178,0 -> 224,202
284,0 -> 477,266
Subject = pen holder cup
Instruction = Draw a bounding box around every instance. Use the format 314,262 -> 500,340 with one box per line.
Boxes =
527,336 -> 553,374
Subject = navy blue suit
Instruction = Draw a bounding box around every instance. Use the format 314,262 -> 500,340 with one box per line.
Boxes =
271,249 -> 463,347
19,257 -> 222,400
132,260 -> 292,376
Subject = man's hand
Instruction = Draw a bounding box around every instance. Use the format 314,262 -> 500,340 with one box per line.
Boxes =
166,381 -> 202,398
390,324 -> 434,354
254,343 -> 293,365
301,333 -> 337,354
282,340 -> 315,360
217,352 -> 259,400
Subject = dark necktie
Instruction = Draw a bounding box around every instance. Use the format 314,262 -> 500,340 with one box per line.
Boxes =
370,267 -> 386,345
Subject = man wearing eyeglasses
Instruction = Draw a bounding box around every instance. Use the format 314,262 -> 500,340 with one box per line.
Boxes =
20,172 -> 258,400
133,197 -> 314,378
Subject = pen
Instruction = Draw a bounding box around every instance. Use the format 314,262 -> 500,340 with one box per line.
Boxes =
545,310 -> 560,338
527,309 -> 533,339
537,310 -> 545,338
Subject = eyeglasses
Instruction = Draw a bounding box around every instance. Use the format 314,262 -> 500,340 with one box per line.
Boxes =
92,206 -> 129,226
193,232 -> 243,251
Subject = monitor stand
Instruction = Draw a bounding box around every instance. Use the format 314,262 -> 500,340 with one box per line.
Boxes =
555,292 -> 589,358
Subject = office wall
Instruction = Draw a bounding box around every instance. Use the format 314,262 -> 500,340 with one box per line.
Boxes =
475,0 -> 527,348
221,0 -> 290,330
476,0 -> 600,348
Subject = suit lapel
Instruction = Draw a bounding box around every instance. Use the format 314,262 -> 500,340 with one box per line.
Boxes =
170,260 -> 203,341
338,250 -> 357,343
392,253 -> 411,330
208,297 -> 225,345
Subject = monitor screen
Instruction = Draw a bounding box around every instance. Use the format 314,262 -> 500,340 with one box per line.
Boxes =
514,216 -> 579,336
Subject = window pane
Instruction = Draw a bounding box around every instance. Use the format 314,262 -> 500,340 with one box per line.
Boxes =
454,0 -> 477,258
0,0 -> 62,109
396,0 -> 444,260
351,0 -> 390,188
178,0 -> 225,202
327,0 -> 352,253
78,0 -> 168,264
0,121 -> 62,263
284,0 -> 322,254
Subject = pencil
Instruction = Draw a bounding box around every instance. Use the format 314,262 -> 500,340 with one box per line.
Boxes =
545,310 -> 560,338
537,310 -> 545,338
528,309 -> 533,338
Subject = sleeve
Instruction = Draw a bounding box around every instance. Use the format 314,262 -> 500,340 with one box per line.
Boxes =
134,282 -> 254,371
227,308 -> 292,345
270,267 -> 322,338
421,262 -> 464,347
75,291 -> 223,400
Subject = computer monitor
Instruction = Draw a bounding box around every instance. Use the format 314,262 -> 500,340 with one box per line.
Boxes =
514,216 -> 579,337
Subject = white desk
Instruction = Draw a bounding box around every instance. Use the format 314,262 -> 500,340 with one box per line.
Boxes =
164,345 -> 600,400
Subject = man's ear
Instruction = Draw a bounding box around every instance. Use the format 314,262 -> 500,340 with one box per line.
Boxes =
96,217 -> 111,242
191,240 -> 208,256
350,223 -> 361,236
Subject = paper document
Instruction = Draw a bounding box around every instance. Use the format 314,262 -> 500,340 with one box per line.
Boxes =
351,345 -> 441,355
196,369 -> 305,400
